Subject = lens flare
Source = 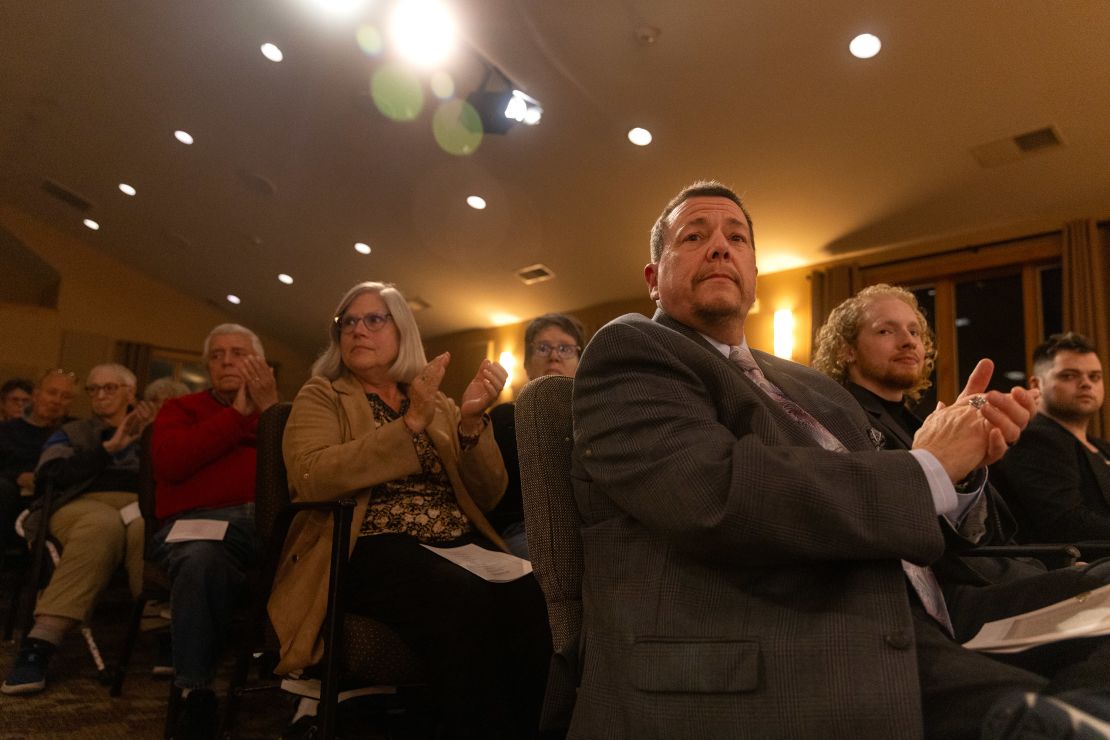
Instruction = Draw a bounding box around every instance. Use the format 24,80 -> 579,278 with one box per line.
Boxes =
432,98 -> 483,156
370,64 -> 424,121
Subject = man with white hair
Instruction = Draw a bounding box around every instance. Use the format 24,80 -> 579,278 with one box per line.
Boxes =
150,323 -> 277,739
2,363 -> 156,695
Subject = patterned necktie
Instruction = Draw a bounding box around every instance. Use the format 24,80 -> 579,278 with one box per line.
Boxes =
729,344 -> 955,637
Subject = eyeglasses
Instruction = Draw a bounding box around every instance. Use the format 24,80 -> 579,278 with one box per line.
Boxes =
85,383 -> 125,396
335,312 -> 393,334
531,342 -> 580,360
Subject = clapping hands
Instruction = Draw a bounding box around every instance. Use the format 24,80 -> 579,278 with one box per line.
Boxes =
233,355 -> 279,416
103,400 -> 158,454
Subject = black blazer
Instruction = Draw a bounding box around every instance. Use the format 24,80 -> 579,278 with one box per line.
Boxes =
992,414 -> 1110,542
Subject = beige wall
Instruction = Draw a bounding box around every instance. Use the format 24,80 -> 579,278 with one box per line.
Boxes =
0,204 -> 313,415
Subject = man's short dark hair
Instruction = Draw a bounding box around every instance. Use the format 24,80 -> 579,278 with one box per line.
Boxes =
649,180 -> 755,262
1,378 -> 33,398
524,313 -> 586,360
1032,331 -> 1098,375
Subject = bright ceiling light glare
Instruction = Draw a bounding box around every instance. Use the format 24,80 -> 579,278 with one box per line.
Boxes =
174,129 -> 194,145
278,273 -> 294,285
390,0 -> 457,68
354,241 -> 372,254
260,42 -> 284,62
627,127 -> 653,146
849,33 -> 882,59
226,294 -> 241,305
83,218 -> 100,231
118,183 -> 136,196
466,195 -> 487,210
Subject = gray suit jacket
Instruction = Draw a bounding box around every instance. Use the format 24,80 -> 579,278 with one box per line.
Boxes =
569,311 -> 946,739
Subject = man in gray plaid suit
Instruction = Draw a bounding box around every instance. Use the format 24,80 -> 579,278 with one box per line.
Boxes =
568,181 -> 1110,739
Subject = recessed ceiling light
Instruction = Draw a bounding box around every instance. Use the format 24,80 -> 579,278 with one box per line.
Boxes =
354,242 -> 372,254
226,294 -> 241,305
83,218 -> 99,230
849,33 -> 881,59
466,195 -> 486,210
118,183 -> 136,196
174,130 -> 194,145
628,127 -> 653,146
278,273 -> 294,284
260,42 -> 284,62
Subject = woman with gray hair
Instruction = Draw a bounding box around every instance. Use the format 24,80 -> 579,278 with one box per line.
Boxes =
270,281 -> 551,739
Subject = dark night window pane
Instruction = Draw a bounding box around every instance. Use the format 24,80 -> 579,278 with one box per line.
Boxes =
910,286 -> 938,414
955,275 -> 1026,392
1040,266 -> 1063,339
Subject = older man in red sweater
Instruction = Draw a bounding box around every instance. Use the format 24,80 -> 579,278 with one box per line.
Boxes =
151,323 -> 278,739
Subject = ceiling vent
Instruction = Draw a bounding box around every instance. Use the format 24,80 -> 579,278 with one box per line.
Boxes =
41,179 -> 91,212
515,263 -> 555,285
971,125 -> 1065,168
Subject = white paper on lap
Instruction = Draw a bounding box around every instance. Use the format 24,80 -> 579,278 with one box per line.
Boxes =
420,543 -> 533,582
119,501 -> 141,526
165,518 -> 230,543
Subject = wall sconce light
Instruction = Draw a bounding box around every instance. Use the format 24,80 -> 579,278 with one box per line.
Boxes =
499,350 -> 516,393
773,309 -> 795,360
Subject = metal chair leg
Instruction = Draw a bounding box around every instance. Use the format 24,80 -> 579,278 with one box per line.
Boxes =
110,596 -> 147,696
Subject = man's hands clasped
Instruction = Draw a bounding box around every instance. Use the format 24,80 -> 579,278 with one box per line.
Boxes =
913,358 -> 1039,483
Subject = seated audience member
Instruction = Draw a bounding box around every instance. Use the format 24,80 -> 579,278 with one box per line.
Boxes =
2,364 -> 155,695
813,285 -> 1110,658
993,332 -> 1110,542
568,180 -> 1110,739
0,371 -> 77,555
271,282 -> 551,740
143,376 -> 191,407
151,324 -> 277,739
488,312 -> 586,557
1,378 -> 33,421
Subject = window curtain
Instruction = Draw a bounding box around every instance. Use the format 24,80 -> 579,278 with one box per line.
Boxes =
1062,219 -> 1109,437
809,263 -> 861,345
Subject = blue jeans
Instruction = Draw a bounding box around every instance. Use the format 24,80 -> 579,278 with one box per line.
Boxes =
152,503 -> 258,689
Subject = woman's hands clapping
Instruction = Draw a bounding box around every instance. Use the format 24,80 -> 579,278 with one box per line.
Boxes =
459,358 -> 507,435
401,354 -> 507,435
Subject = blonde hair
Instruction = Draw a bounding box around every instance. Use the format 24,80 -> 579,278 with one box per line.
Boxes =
311,282 -> 427,382
812,284 -> 936,402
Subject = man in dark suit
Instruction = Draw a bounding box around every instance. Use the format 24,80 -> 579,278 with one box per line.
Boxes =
993,332 -> 1110,543
570,181 -> 1108,739
813,285 -> 1110,667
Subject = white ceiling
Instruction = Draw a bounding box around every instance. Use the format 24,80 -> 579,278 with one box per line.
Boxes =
3,1 -> 1109,355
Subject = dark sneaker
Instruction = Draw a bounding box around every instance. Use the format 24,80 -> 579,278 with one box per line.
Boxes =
1,638 -> 55,696
174,688 -> 218,740
152,633 -> 174,678
983,691 -> 1110,739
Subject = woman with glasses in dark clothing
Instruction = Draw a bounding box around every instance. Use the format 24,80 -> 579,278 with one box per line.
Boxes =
270,281 -> 551,740
488,313 -> 586,558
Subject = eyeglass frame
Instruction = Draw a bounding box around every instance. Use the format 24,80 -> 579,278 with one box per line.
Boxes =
529,342 -> 581,360
85,382 -> 131,396
333,312 -> 394,335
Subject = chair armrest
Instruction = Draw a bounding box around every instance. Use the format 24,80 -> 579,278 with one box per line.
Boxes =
963,544 -> 1081,568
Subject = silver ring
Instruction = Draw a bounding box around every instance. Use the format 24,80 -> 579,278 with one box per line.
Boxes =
968,394 -> 987,409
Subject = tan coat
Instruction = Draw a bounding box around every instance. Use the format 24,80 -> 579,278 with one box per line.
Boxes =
268,373 -> 508,675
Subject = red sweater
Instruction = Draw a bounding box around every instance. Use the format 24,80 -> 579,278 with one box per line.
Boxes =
152,390 -> 258,519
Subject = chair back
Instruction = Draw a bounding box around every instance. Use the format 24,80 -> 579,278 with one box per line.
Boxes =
515,375 -> 582,730
254,402 -> 294,544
